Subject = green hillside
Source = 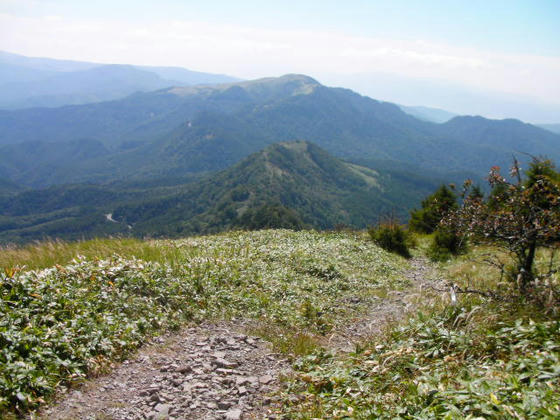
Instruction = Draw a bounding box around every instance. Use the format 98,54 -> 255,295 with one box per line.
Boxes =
0,141 -> 439,244
2,230 -> 558,418
101,141 -> 439,236
0,230 -> 408,415
0,178 -> 22,196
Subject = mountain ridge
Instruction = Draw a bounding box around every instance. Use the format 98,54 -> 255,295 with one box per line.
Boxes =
0,50 -> 240,109
1,74 -> 558,188
0,141 -> 440,243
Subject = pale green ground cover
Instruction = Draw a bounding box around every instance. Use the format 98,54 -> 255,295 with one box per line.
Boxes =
281,239 -> 560,419
0,230 -> 408,415
4,231 -> 558,419
283,308 -> 560,419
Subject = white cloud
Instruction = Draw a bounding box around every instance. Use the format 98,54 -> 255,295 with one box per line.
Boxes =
1,13 -> 559,104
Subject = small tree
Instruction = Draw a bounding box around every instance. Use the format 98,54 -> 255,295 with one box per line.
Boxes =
445,158 -> 560,293
236,203 -> 305,231
427,227 -> 468,261
409,185 -> 458,233
369,216 -> 413,258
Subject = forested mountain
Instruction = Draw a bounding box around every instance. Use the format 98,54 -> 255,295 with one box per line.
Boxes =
0,50 -> 239,109
0,178 -> 22,196
112,141 -> 441,235
0,142 -> 440,243
1,74 -> 558,188
0,139 -> 110,186
1,73 -> 558,243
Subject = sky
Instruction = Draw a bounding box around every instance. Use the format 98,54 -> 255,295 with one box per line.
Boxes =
1,0 -> 559,122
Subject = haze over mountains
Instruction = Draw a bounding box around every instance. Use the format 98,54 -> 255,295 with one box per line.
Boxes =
1,74 -> 558,187
0,55 -> 559,243
0,50 -> 239,109
398,105 -> 457,123
538,124 -> 560,135
326,72 -> 560,125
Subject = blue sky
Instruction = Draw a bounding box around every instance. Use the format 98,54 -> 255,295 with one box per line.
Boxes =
1,0 -> 559,121
4,0 -> 559,55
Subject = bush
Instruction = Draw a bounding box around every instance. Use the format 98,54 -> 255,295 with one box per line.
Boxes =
409,185 -> 458,233
427,228 -> 467,261
369,223 -> 412,258
235,203 -> 305,230
445,158 -> 560,292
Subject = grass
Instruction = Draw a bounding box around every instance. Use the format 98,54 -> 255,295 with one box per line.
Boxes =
0,229 -> 408,416
0,238 -> 183,271
281,240 -> 560,419
4,230 -> 558,418
283,305 -> 560,419
248,324 -> 320,357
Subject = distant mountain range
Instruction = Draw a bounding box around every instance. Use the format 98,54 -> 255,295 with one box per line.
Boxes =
398,105 -> 560,134
0,74 -> 558,189
398,105 -> 457,123
0,50 -> 240,109
1,69 -> 559,244
538,124 -> 560,135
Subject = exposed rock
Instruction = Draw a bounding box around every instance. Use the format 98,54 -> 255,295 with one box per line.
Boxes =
225,408 -> 243,420
37,321 -> 288,419
259,375 -> 273,385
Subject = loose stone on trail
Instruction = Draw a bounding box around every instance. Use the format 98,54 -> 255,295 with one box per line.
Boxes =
38,321 -> 289,419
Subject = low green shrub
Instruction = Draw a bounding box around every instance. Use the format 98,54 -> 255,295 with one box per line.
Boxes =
368,223 -> 412,258
427,228 -> 467,261
284,306 -> 560,419
1,230 -> 407,416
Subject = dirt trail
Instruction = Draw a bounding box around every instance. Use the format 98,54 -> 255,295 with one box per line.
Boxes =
325,257 -> 446,352
35,258 -> 443,420
36,322 -> 290,420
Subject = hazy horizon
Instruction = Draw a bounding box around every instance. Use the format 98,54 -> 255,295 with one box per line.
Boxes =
1,0 -> 559,123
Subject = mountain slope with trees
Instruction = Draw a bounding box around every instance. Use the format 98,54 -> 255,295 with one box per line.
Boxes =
0,141 -> 441,243
1,75 -> 558,188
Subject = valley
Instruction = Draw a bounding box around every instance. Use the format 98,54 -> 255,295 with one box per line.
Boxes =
1,74 -> 558,245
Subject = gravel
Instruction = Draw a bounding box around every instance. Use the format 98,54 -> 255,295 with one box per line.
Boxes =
37,322 -> 291,420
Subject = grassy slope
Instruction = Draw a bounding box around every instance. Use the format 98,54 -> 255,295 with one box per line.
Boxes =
282,239 -> 560,419
0,230 -> 408,415
2,231 -> 558,418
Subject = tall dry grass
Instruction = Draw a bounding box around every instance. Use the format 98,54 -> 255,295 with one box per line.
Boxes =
0,237 -> 183,271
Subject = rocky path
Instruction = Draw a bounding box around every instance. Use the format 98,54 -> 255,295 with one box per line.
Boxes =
325,257 -> 446,352
35,258 -> 442,420
36,322 -> 290,420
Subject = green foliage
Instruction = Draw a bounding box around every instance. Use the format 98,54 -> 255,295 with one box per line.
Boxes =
427,228 -> 467,262
369,222 -> 412,258
525,158 -> 560,186
284,306 -> 560,419
448,158 -> 560,293
0,230 -> 407,416
1,257 -> 196,413
235,203 -> 305,230
409,185 -> 458,234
